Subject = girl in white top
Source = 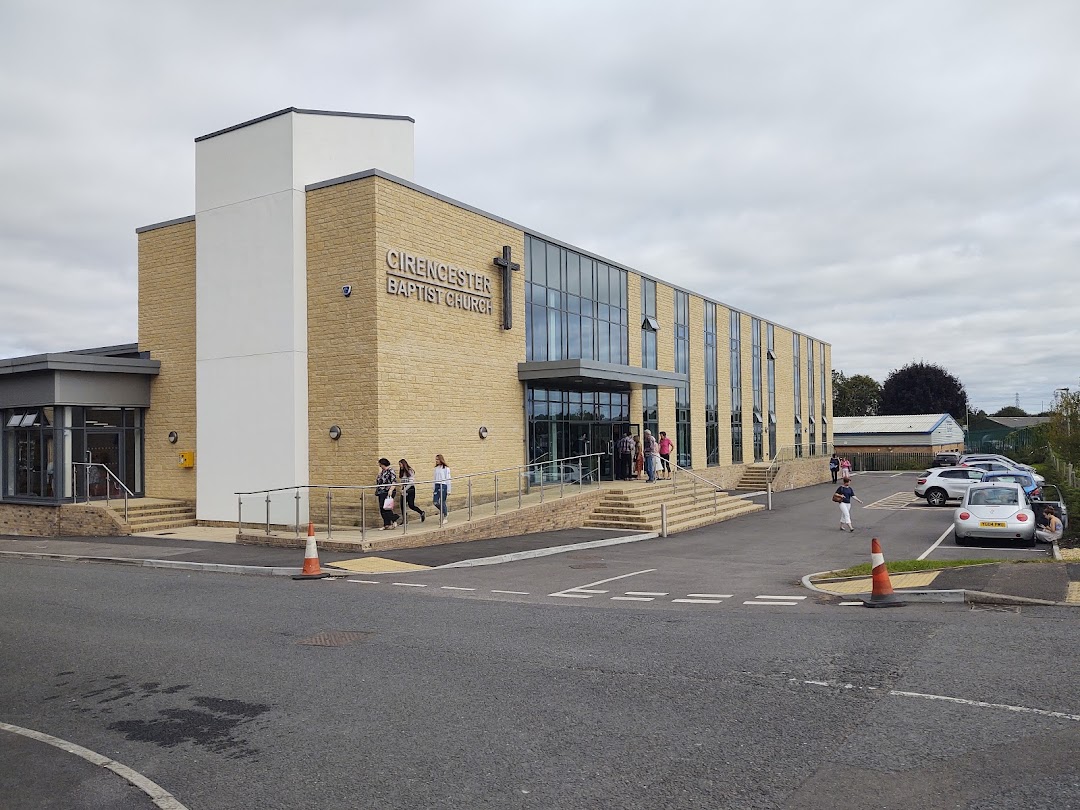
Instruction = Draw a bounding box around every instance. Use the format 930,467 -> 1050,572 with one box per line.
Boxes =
433,454 -> 452,518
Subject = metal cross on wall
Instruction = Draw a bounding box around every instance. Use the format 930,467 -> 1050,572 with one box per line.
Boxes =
493,245 -> 520,330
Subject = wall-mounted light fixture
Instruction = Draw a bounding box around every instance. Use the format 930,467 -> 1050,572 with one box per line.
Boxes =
478,426 -> 489,439
329,425 -> 342,440
168,431 -> 179,444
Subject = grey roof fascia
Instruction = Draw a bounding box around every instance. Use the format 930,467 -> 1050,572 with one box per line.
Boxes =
195,108 -> 415,143
517,359 -> 687,388
0,353 -> 160,377
307,169 -> 829,347
136,215 -> 196,234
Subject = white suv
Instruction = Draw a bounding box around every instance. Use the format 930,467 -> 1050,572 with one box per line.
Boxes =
915,466 -> 985,506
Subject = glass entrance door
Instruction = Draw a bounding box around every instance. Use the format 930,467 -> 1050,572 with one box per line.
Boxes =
87,432 -> 122,498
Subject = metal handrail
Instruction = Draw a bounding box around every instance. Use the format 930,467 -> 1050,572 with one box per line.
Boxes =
670,463 -> 723,514
71,462 -> 132,522
234,453 -> 604,537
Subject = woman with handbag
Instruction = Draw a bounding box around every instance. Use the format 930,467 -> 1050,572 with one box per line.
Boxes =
433,453 -> 451,519
376,458 -> 400,530
398,459 -> 426,523
834,476 -> 863,532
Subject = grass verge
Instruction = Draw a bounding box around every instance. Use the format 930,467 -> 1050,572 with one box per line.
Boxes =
813,558 -> 1002,580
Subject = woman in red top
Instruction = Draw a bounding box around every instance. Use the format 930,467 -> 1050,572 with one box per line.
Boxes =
658,432 -> 674,480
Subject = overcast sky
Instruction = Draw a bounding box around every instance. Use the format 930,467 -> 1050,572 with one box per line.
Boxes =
2,1 -> 1078,413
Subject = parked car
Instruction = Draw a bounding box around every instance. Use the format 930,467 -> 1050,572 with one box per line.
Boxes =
980,470 -> 1041,499
960,454 -> 1040,476
1031,484 -> 1069,532
915,466 -> 985,506
932,451 -> 962,467
953,482 -> 1036,546
963,459 -> 1045,485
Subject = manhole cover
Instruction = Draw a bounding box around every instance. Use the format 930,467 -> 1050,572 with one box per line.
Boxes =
569,562 -> 607,570
297,631 -> 375,647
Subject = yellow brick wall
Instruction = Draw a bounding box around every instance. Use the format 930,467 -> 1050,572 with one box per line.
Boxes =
627,272 -> 643,428
740,313 -> 756,460
306,176 -> 526,496
138,220 -> 197,500
773,325 -> 796,452
655,281 -> 676,441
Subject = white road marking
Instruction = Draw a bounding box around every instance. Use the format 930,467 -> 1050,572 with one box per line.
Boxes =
744,600 -> 800,606
0,721 -> 190,809
551,593 -> 593,598
436,532 -> 658,568
672,598 -> 722,604
347,579 -> 380,584
548,568 -> 657,598
440,586 -> 476,591
891,472 -> 904,478
918,525 -> 955,560
687,593 -> 732,599
838,601 -> 863,606
755,595 -> 807,600
796,679 -> 1080,723
625,591 -> 669,596
392,582 -> 427,587
490,590 -> 530,595
574,588 -> 609,594
611,596 -> 654,601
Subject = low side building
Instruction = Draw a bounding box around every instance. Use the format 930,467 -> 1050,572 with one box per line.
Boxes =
833,414 -> 964,455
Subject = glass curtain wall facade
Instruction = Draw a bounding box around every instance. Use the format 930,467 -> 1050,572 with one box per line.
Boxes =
767,323 -> 777,458
525,236 -> 628,365
807,339 -> 816,456
704,302 -> 719,466
751,317 -> 763,462
730,311 -> 743,463
820,342 -> 828,453
1,406 -> 144,501
793,334 -> 803,457
674,291 -> 691,467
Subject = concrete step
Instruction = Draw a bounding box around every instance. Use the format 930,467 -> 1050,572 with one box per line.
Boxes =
129,519 -> 200,533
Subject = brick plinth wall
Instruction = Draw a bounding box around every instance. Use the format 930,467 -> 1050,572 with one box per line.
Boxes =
0,504 -> 130,537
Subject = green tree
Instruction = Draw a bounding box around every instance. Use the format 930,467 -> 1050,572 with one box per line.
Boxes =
992,406 -> 1028,417
879,362 -> 968,420
832,370 -> 882,417
1049,390 -> 1080,464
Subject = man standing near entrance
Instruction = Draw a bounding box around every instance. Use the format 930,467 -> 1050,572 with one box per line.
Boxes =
643,430 -> 658,483
616,431 -> 635,481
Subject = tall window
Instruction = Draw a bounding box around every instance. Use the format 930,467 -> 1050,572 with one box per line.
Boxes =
767,323 -> 777,458
730,310 -> 743,463
752,317 -> 763,462
820,342 -> 828,453
705,302 -> 719,466
525,236 -> 628,364
641,278 -> 657,369
674,291 -> 691,467
807,339 -> 816,456
793,334 -> 803,457
642,386 -> 658,438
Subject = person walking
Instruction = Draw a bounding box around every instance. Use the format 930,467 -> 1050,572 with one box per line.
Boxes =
1035,507 -> 1064,544
433,453 -> 452,519
658,431 -> 674,480
398,459 -> 426,523
839,457 -> 852,479
633,434 -> 644,480
829,453 -> 840,484
375,457 -> 400,530
616,431 -> 635,481
643,430 -> 658,483
834,476 -> 863,532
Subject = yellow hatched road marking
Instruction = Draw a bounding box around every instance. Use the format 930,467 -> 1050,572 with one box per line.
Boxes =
817,571 -> 940,594
328,557 -> 431,574
1066,582 -> 1080,604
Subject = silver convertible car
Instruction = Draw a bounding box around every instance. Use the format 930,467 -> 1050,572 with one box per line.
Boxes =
953,482 -> 1036,546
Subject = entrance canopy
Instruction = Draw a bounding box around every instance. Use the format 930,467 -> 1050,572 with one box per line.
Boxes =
518,359 -> 686,391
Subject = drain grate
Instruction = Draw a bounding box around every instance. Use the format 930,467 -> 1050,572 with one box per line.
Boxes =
297,631 -> 375,647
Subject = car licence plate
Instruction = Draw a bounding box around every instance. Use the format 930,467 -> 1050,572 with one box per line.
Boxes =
979,521 -> 1007,528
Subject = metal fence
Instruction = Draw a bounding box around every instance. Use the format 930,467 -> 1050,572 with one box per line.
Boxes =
1047,446 -> 1078,489
846,452 -> 935,473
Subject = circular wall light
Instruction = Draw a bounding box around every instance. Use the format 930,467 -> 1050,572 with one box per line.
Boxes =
478,426 -> 489,439
168,431 -> 179,444
329,425 -> 342,440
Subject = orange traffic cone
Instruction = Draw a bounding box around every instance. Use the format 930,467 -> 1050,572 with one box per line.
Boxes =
862,537 -> 904,608
292,522 -> 329,580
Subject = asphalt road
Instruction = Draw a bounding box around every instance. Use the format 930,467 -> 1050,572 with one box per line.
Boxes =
2,473 -> 1078,809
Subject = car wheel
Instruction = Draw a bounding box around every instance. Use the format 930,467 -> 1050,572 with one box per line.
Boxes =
926,488 -> 948,507
954,534 -> 969,546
